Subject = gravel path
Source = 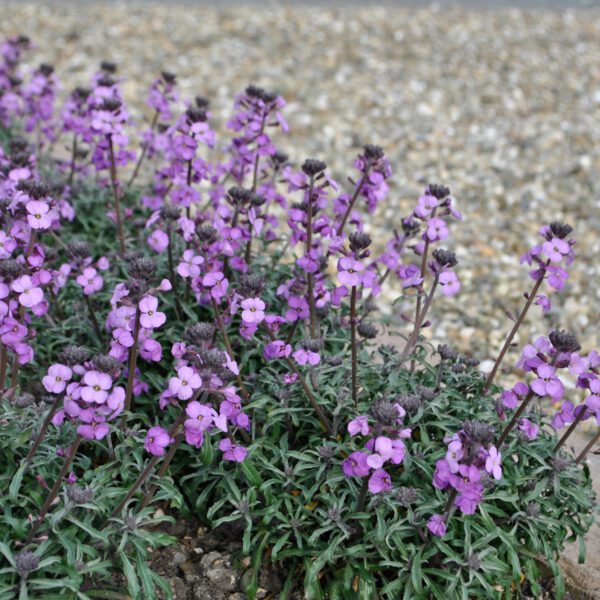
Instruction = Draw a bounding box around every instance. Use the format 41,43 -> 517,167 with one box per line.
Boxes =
1,2 -> 599,595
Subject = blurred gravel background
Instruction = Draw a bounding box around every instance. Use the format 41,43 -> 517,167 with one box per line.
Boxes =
1,1 -> 599,594
2,0 -> 600,373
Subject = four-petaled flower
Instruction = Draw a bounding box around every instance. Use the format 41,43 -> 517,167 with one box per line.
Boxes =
169,366 -> 202,400
139,296 -> 166,329
144,426 -> 172,456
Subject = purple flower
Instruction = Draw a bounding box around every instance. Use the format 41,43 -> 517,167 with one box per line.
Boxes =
293,347 -> 320,366
347,415 -> 370,437
445,440 -> 464,473
12,275 -> 43,308
439,270 -> 460,296
26,200 -> 52,229
546,265 -> 568,290
76,267 -> 103,296
425,217 -> 449,242
81,370 -> 112,404
240,297 -> 265,325
263,340 -> 292,361
42,364 -> 73,394
368,468 -> 392,493
148,229 -> 169,253
519,418 -> 539,440
427,514 -> 447,537
169,366 -> 202,400
501,381 -> 529,409
433,459 -> 452,490
219,438 -> 248,462
337,257 -> 364,287
485,446 -> 502,480
531,364 -> 564,400
342,451 -> 370,477
177,249 -> 204,278
552,401 -> 575,429
139,296 -> 166,329
144,426 -> 172,456
542,237 -> 570,263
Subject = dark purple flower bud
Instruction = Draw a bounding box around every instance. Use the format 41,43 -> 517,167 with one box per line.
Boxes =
245,85 -> 277,104
92,355 -> 121,374
417,385 -> 436,400
549,329 -> 581,354
460,356 -> 480,368
8,136 -> 29,154
396,486 -> 418,506
12,393 -> 35,408
438,344 -> 458,361
0,259 -> 23,281
68,241 -> 92,258
185,107 -> 207,123
161,71 -> 177,85
59,345 -> 91,366
38,63 -> 54,77
526,502 -> 541,517
401,217 -> 420,237
427,184 -> 451,200
370,398 -> 400,426
195,95 -> 210,109
302,338 -> 321,353
127,257 -> 157,282
238,274 -> 266,298
467,554 -> 481,571
462,421 -> 495,446
349,231 -> 372,253
184,322 -> 216,344
363,144 -> 385,161
66,485 -> 94,504
73,87 -> 91,101
327,355 -> 343,366
318,445 -> 335,465
551,455 -> 572,473
549,222 -> 573,240
199,348 -> 226,369
357,322 -> 378,339
100,98 -> 121,113
432,249 -> 457,269
395,393 -> 422,415
16,180 -> 52,199
197,224 -> 218,243
227,186 -> 252,206
271,152 -> 289,167
301,159 -> 327,177
100,61 -> 117,73
160,205 -> 180,221
15,551 -> 39,578
251,194 -> 266,207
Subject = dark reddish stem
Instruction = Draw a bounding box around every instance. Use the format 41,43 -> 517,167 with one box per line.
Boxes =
400,276 -> 439,361
576,430 -> 600,465
497,390 -> 535,449
26,435 -> 82,543
24,394 -> 62,465
108,135 -> 126,255
264,326 -> 332,435
122,307 -> 141,417
336,170 -> 369,237
350,285 -> 358,409
483,267 -> 548,393
554,409 -> 587,453
128,110 -> 159,188
306,175 -> 317,338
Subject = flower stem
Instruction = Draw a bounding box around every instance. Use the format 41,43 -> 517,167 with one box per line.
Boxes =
483,268 -> 547,394
139,433 -> 183,510
264,325 -> 332,435
400,276 -> 439,361
127,110 -> 158,188
83,294 -> 103,343
350,285 -> 358,410
306,175 -> 317,338
355,477 -> 369,512
122,307 -> 141,417
107,135 -> 126,255
67,133 -> 78,186
336,170 -> 369,237
211,297 -> 249,398
26,435 -> 82,543
107,413 -> 185,523
24,394 -> 62,466
554,409 -> 587,453
496,389 -> 535,449
0,345 -> 7,394
166,226 -> 183,320
575,430 -> 600,465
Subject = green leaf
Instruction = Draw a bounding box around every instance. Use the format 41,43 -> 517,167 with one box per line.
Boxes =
119,552 -> 140,599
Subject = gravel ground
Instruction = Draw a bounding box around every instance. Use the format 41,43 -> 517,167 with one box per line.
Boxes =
1,2 -> 599,596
